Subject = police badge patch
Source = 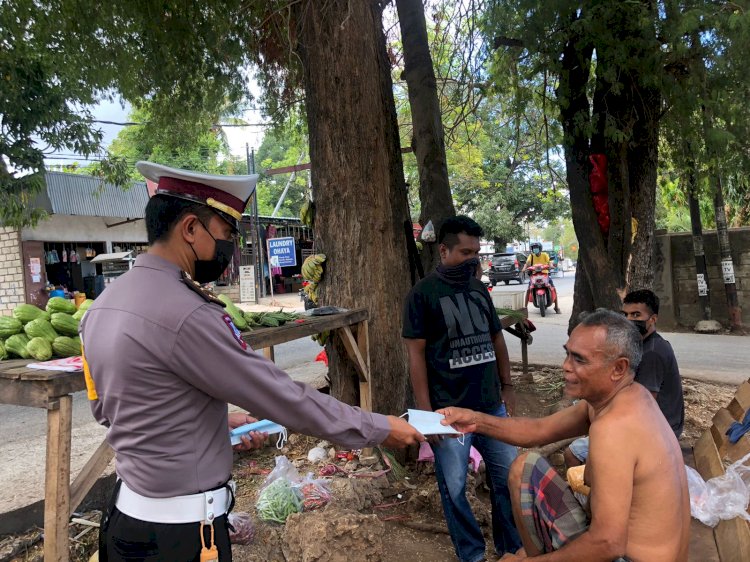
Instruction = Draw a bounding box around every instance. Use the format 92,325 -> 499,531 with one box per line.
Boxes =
222,314 -> 247,350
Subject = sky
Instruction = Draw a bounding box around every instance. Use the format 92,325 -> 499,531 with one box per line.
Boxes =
44,95 -> 267,169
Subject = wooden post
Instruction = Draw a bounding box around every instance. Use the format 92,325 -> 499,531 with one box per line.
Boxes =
355,321 -> 371,412
44,395 -> 72,562
521,325 -> 530,381
263,346 -> 275,362
69,439 -> 114,515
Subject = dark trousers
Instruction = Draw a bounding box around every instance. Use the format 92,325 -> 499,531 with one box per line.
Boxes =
100,482 -> 232,561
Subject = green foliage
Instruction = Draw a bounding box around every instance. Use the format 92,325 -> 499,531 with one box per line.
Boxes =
255,109 -> 309,218
102,104 -> 248,179
389,3 -> 569,244
1,0 -> 256,227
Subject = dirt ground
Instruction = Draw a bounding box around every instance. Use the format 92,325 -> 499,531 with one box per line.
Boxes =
0,368 -> 738,562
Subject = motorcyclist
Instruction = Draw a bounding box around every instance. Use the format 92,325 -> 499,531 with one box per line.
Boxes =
522,242 -> 561,313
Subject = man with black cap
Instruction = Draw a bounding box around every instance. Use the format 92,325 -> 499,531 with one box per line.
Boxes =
81,162 -> 424,561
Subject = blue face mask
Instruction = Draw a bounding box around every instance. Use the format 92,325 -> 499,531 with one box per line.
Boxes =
230,419 -> 287,449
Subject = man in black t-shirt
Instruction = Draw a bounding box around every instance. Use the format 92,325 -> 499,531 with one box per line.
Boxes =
403,216 -> 521,562
622,290 -> 684,438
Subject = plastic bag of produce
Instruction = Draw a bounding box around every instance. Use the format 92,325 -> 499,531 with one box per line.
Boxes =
227,512 -> 255,544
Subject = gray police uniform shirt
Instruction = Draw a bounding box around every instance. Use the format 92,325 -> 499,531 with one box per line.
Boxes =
80,253 -> 390,498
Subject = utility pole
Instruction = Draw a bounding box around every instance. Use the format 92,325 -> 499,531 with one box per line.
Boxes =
246,143 -> 263,301
687,166 -> 721,332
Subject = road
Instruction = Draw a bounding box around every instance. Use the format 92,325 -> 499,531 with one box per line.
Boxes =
497,270 -> 750,386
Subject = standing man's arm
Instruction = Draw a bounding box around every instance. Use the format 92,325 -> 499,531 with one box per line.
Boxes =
492,330 -> 515,415
402,287 -> 432,411
405,338 -> 432,411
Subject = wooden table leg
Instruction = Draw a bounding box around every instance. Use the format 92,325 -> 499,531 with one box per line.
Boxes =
355,321 -> 371,412
45,395 -> 72,562
263,346 -> 275,362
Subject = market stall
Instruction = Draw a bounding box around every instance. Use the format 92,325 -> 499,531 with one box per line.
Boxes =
0,308 -> 373,562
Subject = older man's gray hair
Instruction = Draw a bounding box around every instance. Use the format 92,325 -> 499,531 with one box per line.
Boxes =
577,308 -> 643,373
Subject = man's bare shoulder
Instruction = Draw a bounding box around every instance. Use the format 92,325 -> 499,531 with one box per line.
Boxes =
590,383 -> 653,432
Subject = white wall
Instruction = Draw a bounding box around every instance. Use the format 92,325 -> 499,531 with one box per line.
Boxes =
21,215 -> 148,247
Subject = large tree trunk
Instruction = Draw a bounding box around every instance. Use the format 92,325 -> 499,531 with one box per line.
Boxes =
558,15 -> 621,333
627,93 -> 659,291
294,0 -> 412,414
396,0 -> 455,275
561,2 -> 660,331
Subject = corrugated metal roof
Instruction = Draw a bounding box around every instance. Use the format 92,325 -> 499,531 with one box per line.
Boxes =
43,172 -> 149,218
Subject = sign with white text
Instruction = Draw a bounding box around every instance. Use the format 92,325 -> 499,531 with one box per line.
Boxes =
239,266 -> 256,303
267,237 -> 297,268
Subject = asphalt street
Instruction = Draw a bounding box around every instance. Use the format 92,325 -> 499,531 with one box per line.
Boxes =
496,270 -> 750,386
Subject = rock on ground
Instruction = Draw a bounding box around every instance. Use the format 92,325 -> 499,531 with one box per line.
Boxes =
282,506 -> 384,562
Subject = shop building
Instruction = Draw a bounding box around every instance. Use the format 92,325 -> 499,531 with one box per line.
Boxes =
0,172 -> 149,315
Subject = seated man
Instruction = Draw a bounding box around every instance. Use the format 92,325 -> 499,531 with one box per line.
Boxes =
439,309 -> 690,561
564,289 -> 684,468
522,243 -> 560,314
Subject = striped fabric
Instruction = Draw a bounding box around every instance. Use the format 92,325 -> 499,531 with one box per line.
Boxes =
519,452 -> 589,553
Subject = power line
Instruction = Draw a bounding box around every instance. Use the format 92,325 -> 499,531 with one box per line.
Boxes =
92,119 -> 271,128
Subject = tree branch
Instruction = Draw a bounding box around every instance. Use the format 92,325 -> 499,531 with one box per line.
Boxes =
493,36 -> 524,49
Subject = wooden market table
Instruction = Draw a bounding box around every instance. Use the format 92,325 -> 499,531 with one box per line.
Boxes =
0,358 -> 112,562
242,308 -> 375,410
0,308 -> 373,561
0,306 -> 529,561
500,307 -> 531,378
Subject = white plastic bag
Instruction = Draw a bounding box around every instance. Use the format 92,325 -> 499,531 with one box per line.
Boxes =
261,455 -> 301,490
421,220 -> 436,243
685,451 -> 750,527
258,456 -> 331,517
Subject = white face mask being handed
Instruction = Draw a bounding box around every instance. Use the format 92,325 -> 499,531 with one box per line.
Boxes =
230,419 -> 288,449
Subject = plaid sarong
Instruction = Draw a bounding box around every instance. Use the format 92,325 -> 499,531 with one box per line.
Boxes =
519,452 -> 589,553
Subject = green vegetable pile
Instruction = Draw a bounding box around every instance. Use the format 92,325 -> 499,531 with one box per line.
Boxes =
255,479 -> 302,524
0,299 -> 92,361
243,310 -> 300,329
218,295 -> 302,332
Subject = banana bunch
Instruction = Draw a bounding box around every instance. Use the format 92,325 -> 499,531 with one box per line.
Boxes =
300,198 -> 315,227
312,330 -> 330,346
301,253 -> 326,283
303,282 -> 319,305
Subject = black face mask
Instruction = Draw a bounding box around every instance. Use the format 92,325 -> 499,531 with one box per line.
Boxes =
190,222 -> 235,284
631,318 -> 651,336
436,257 -> 480,285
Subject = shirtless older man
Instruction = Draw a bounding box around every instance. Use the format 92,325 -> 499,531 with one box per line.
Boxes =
439,309 -> 690,562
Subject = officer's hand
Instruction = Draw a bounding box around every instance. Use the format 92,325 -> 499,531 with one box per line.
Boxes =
228,413 -> 267,452
436,407 -> 479,434
382,416 -> 425,449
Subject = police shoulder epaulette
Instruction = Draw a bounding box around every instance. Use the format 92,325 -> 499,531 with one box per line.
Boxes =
180,271 -> 226,307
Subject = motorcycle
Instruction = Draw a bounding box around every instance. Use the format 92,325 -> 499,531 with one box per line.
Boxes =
527,264 -> 557,317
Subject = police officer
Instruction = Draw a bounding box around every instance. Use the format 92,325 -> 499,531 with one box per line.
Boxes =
81,162 -> 424,561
